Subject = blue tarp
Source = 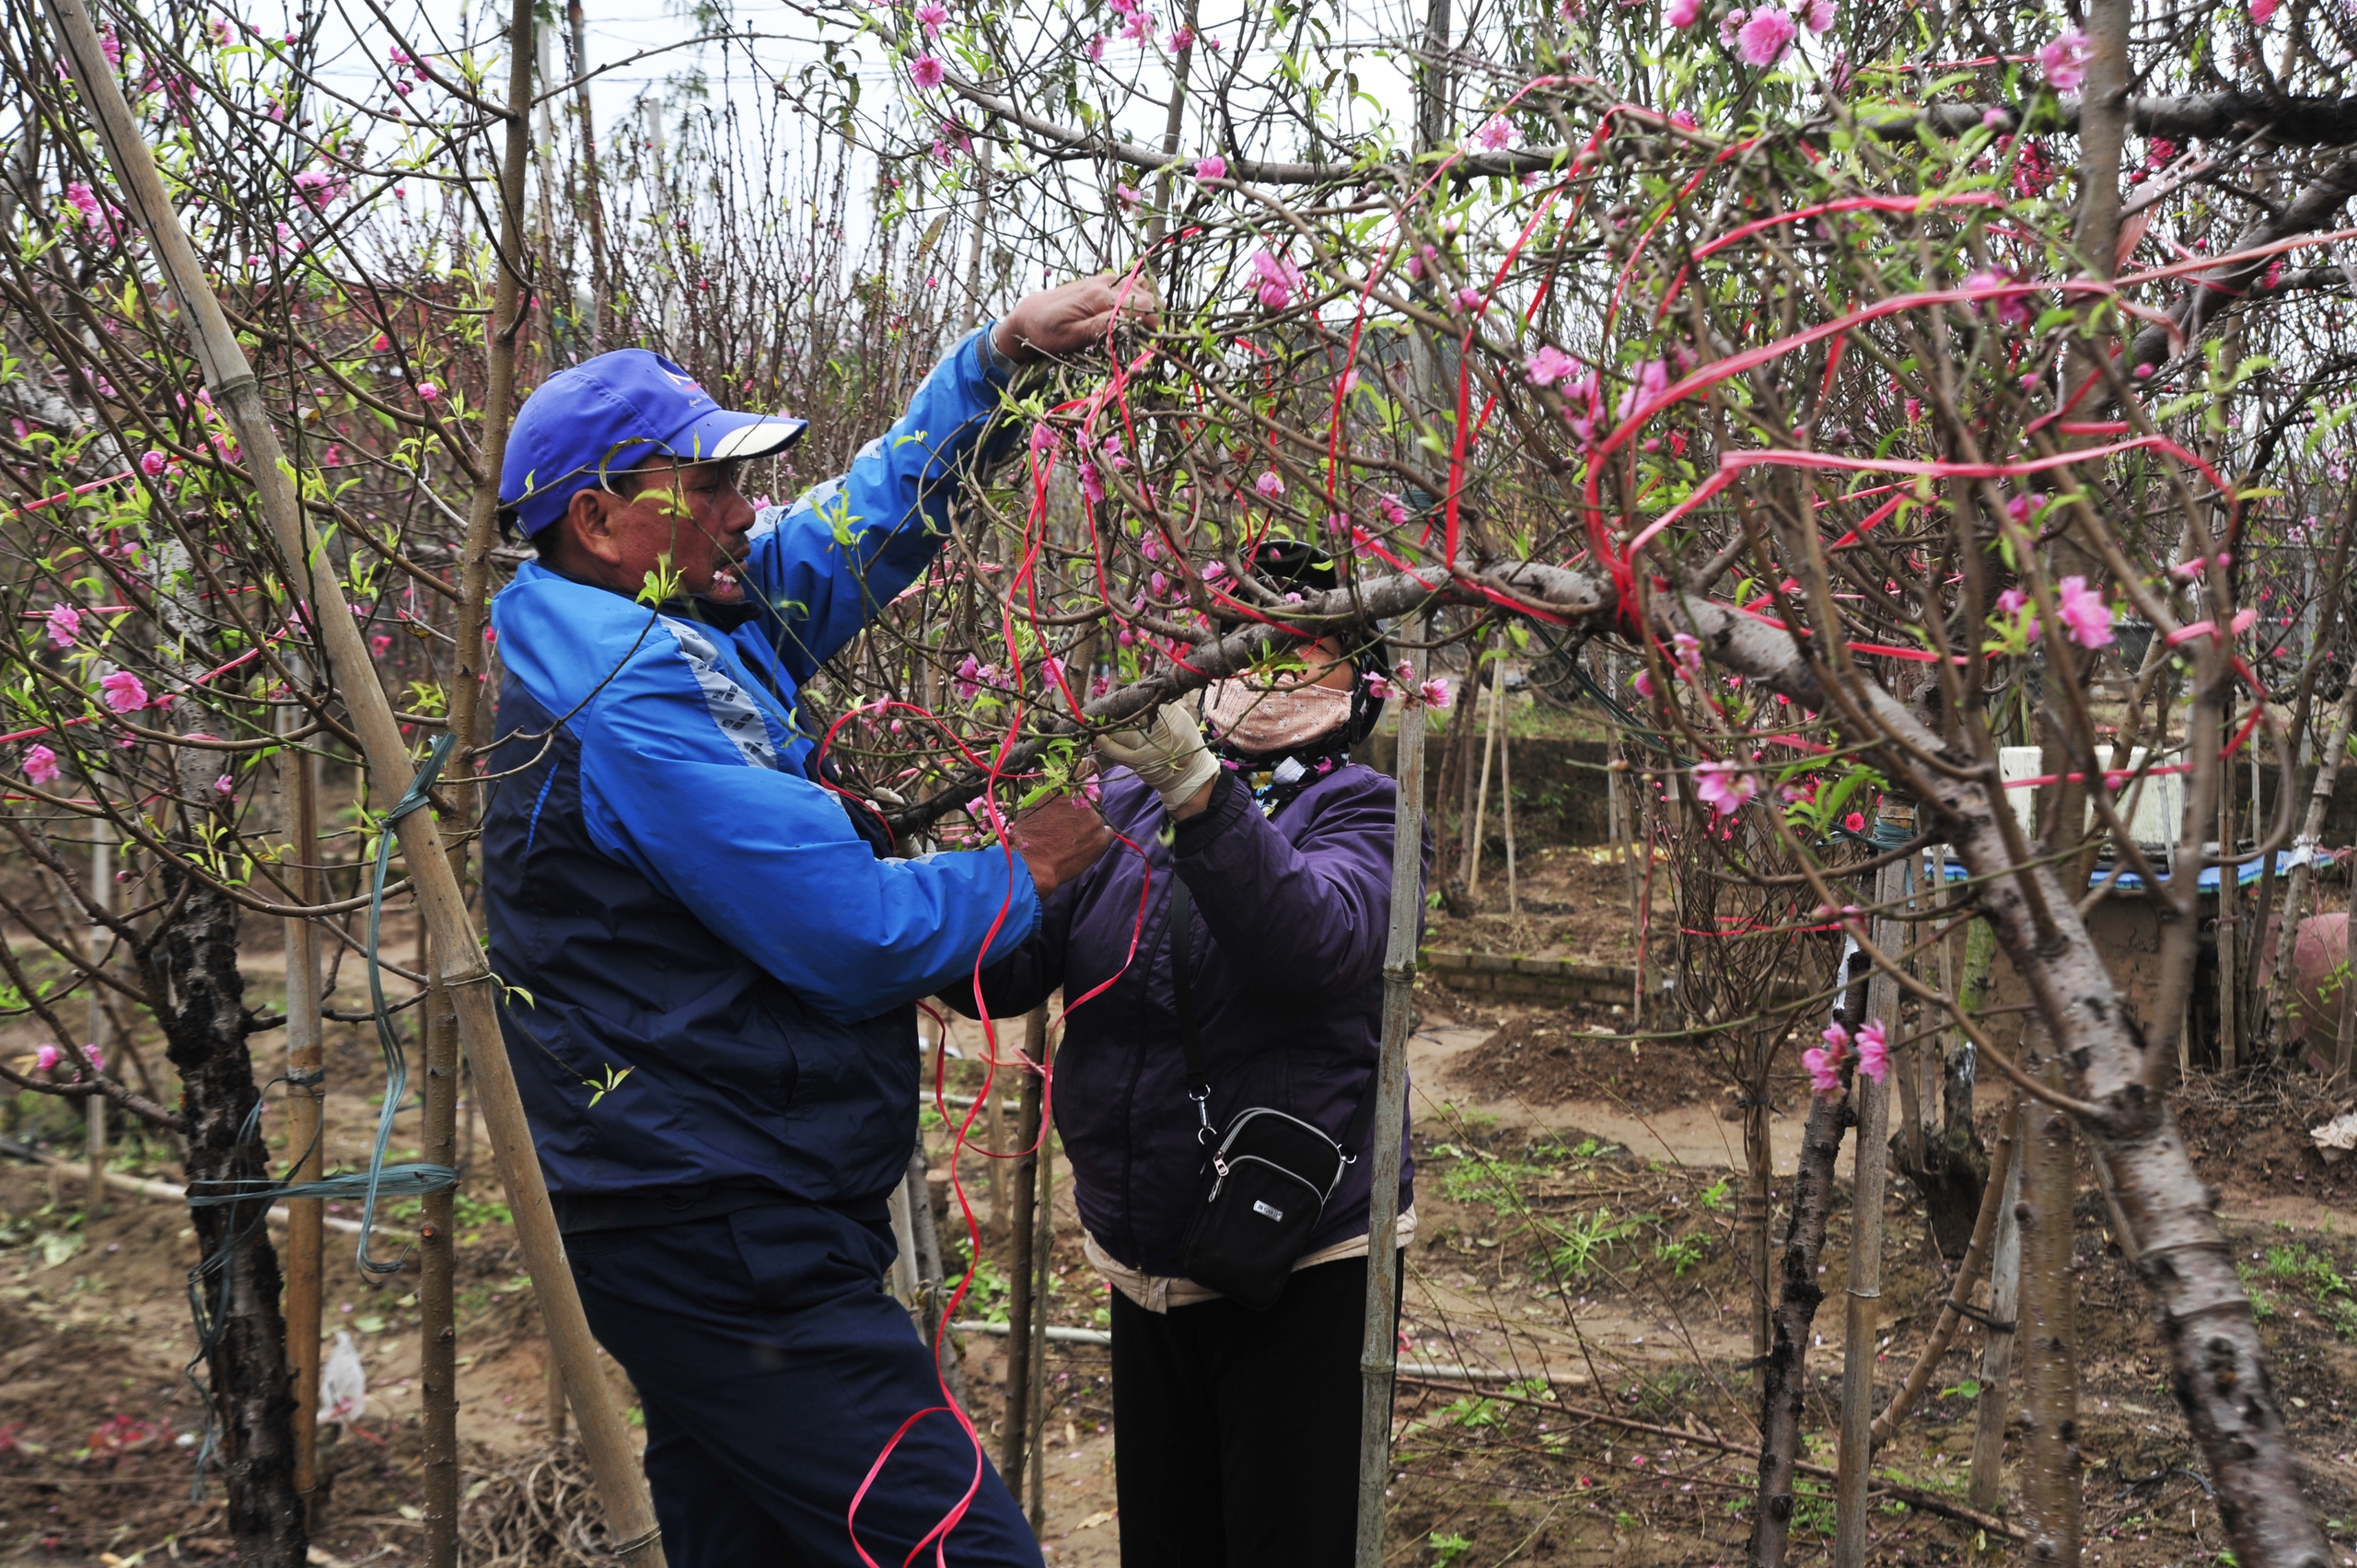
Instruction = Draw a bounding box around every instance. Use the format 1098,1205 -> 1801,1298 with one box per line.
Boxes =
1925,848 -> 2305,891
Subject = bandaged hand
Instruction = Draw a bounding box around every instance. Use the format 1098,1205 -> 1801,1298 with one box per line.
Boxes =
1095,702 -> 1219,814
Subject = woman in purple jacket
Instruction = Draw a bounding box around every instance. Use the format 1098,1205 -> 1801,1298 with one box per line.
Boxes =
947,548 -> 1419,1568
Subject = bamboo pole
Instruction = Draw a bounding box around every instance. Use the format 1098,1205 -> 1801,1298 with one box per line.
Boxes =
1353,651 -> 1428,1568
1832,827 -> 1905,1568
281,677 -> 326,1524
1002,1007 -> 1046,1497
41,6 -> 666,1557
420,958 -> 461,1568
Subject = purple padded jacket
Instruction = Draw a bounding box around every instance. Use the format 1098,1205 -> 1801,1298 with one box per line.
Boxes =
947,762 -> 1421,1277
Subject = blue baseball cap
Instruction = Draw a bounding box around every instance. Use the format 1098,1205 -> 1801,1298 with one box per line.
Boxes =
500,349 -> 807,537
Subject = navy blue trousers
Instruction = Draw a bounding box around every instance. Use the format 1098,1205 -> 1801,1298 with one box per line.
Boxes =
566,1203 -> 1042,1568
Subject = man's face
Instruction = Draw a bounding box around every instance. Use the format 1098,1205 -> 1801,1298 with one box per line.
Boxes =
564,456 -> 758,604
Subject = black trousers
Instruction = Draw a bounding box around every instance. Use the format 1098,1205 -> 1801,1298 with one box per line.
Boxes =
1109,1254 -> 1399,1568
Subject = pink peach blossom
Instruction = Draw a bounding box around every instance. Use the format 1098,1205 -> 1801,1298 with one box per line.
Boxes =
1855,1017 -> 1889,1083
1694,761 -> 1759,815
2038,27 -> 2089,92
99,669 -> 146,714
1525,345 -> 1578,387
1736,3 -> 1794,63
2056,575 -> 2114,649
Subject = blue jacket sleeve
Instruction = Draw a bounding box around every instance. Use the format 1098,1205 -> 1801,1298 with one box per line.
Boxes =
1171,770 -> 1416,1003
745,328 -> 1018,683
576,620 -> 1043,1022
941,881 -> 1074,1022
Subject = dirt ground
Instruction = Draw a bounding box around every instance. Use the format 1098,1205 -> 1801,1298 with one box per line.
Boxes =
12,858 -> 2357,1566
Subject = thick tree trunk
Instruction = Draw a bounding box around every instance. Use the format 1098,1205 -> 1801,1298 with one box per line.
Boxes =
1671,588 -> 2334,1568
1747,1088 -> 1852,1568
162,870 -> 305,1568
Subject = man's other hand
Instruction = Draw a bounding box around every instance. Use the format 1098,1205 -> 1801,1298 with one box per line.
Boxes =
993,274 -> 1160,365
1004,792 -> 1114,896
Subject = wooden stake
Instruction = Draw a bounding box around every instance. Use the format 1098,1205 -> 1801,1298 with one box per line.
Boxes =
1968,1097 -> 2026,1516
2218,688 -> 2240,1071
280,681 -> 326,1525
42,6 -> 666,1554
981,1027 -> 1009,1225
888,1168 -> 924,1307
1499,687 -> 1517,916
1353,644 -> 1428,1568
1001,1007 -> 1046,1498
1467,656 -> 1499,894
2019,1052 -> 2083,1563
1833,835 -> 1905,1568
1026,1076 -> 1055,1535
84,823 -> 108,1214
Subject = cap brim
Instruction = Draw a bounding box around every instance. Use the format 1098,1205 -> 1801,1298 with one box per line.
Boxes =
671,408 -> 808,464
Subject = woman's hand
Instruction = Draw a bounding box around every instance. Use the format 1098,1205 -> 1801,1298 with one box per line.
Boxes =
1096,702 -> 1219,819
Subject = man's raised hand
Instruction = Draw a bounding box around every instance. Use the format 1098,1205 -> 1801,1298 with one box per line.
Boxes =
992,274 -> 1160,365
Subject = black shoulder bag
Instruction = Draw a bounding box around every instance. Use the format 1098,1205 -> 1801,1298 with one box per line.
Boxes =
1168,877 -> 1379,1310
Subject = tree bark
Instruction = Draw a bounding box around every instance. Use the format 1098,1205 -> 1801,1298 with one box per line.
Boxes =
1743,1082 -> 1775,1361
2127,153 -> 2357,374
1668,587 -> 2334,1568
163,870 -> 305,1568
1748,1088 -> 1852,1568
420,962 -> 461,1568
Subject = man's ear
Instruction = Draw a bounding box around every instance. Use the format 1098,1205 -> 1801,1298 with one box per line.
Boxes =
558,486 -> 628,568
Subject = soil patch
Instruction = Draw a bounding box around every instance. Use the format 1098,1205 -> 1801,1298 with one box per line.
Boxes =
1446,1016 -> 1743,1117
2174,1065 -> 2357,1204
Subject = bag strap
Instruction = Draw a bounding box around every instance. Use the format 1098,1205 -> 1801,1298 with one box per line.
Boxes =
1339,1057 -> 1383,1158
1168,872 -> 1386,1158
1168,877 -> 1213,1141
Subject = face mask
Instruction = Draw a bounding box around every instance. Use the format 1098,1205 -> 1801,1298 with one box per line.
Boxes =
1202,678 -> 1353,755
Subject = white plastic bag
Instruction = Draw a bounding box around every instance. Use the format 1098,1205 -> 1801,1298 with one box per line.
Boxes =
319,1330 -> 367,1426
2311,1109 -> 2357,1165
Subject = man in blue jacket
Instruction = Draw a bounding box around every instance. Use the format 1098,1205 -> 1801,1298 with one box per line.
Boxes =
482,280 -> 1126,1568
